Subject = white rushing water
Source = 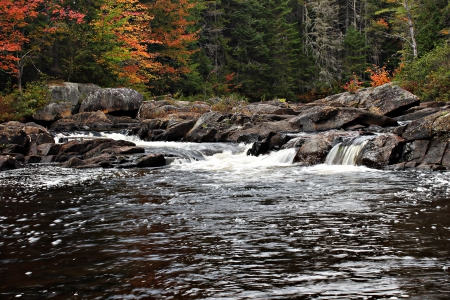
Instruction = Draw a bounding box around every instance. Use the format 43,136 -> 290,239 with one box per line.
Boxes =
325,135 -> 374,166
3,132 -> 450,299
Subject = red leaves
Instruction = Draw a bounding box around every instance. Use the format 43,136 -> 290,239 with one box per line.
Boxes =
0,0 -> 84,77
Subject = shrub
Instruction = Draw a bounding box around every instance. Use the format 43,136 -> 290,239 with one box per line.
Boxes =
0,81 -> 51,122
395,43 -> 450,102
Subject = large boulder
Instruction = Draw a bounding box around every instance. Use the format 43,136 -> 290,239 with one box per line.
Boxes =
293,132 -> 339,165
289,106 -> 398,132
32,102 -> 73,122
138,99 -> 210,119
0,155 -> 22,171
50,111 -> 113,131
0,122 -> 55,156
317,83 -> 420,117
359,134 -> 405,169
49,82 -> 101,112
80,88 -> 143,117
402,111 -> 450,141
184,112 -> 233,142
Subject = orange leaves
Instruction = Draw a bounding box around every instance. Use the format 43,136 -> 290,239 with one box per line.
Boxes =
366,65 -> 392,87
91,0 -> 160,84
0,0 -> 84,78
375,18 -> 389,28
342,73 -> 364,93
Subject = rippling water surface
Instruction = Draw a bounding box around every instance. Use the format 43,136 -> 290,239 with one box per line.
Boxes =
1,136 -> 450,299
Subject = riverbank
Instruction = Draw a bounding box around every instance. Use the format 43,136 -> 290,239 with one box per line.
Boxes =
2,82 -> 450,171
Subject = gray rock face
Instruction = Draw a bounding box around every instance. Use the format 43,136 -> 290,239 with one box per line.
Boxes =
32,102 -> 73,122
289,106 -> 398,132
359,134 -> 405,169
317,83 -> 420,117
80,88 -> 143,116
402,111 -> 450,141
50,111 -> 113,131
138,100 -> 211,119
49,82 -> 101,111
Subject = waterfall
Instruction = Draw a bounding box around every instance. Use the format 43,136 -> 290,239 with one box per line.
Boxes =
325,136 -> 373,166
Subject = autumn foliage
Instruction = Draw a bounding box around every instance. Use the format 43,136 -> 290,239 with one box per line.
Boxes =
366,65 -> 392,87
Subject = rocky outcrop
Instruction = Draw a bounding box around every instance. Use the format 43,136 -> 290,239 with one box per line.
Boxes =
316,83 -> 420,117
289,106 -> 398,132
359,134 -> 405,169
402,110 -> 450,141
80,88 -> 143,117
48,82 -> 101,112
32,102 -> 73,122
50,111 -> 114,131
138,99 -> 211,119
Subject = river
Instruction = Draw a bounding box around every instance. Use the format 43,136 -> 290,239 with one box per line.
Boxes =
0,133 -> 449,299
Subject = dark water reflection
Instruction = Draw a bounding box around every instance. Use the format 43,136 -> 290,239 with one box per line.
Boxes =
1,161 -> 450,299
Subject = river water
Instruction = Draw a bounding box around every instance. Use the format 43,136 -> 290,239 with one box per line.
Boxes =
0,133 -> 449,299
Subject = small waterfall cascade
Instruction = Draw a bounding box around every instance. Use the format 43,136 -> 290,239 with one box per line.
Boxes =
325,136 -> 373,166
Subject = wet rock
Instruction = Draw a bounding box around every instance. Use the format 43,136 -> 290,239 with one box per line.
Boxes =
50,111 -> 113,131
136,154 -> 166,168
359,134 -> 405,169
185,112 -> 232,142
289,106 -> 398,132
80,88 -> 143,117
32,102 -> 73,122
25,155 -> 42,164
225,120 -> 295,144
402,111 -> 450,141
0,122 -> 55,155
37,143 -> 61,156
293,133 -> 334,165
0,155 -> 21,171
247,132 -> 288,156
165,118 -> 197,141
394,107 -> 443,122
316,83 -> 420,117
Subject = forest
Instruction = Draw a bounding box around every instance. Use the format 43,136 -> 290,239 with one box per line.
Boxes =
1,0 -> 450,120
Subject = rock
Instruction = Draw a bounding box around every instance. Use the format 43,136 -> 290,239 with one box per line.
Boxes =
317,83 -> 420,117
359,134 -> 405,169
49,82 -> 101,113
50,111 -> 113,131
395,107 -> 443,121
62,157 -> 86,168
136,154 -> 166,168
224,120 -> 295,144
402,111 -> 450,141
243,103 -> 298,115
0,155 -> 21,171
247,132 -> 289,156
32,102 -> 73,122
80,88 -> 143,117
165,118 -> 197,141
185,112 -> 232,142
0,122 -> 55,156
138,100 -> 210,119
289,106 -> 398,132
293,132 -> 334,165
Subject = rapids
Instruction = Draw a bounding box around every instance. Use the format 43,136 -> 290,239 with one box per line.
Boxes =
1,133 -> 449,299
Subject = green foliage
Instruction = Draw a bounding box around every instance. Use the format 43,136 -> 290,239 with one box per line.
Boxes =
0,80 -> 51,122
342,26 -> 370,80
395,43 -> 450,101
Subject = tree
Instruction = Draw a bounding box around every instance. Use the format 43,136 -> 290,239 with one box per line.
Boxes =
304,0 -> 343,86
146,0 -> 200,93
0,0 -> 84,90
90,0 -> 160,85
